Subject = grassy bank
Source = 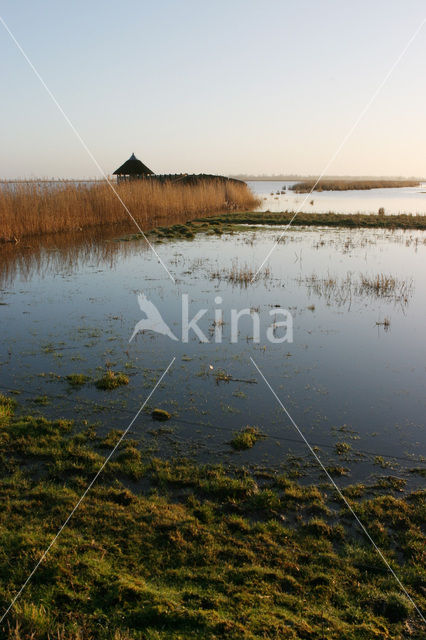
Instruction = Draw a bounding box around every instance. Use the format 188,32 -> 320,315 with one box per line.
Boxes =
0,179 -> 259,243
0,396 -> 424,639
291,179 -> 420,193
136,212 -> 426,243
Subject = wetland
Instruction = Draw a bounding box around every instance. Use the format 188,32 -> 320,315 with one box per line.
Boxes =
0,207 -> 425,638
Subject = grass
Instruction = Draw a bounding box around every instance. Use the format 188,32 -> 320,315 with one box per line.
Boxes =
0,179 -> 259,242
230,426 -> 264,450
210,261 -> 271,287
185,211 -> 426,231
65,374 -> 90,388
335,441 -> 352,456
291,179 -> 420,193
0,394 -> 16,418
359,274 -> 410,299
95,370 -> 129,390
301,272 -> 413,306
0,398 -> 425,638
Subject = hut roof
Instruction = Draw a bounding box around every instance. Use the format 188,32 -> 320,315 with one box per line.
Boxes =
113,153 -> 154,176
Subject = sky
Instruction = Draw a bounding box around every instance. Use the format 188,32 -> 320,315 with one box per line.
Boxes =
0,0 -> 425,179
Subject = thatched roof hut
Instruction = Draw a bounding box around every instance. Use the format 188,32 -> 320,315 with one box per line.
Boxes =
113,153 -> 154,180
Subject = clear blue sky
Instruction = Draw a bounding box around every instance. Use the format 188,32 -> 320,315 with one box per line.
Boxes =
0,0 -> 425,178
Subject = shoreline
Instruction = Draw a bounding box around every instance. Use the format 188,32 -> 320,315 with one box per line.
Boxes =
3,211 -> 426,246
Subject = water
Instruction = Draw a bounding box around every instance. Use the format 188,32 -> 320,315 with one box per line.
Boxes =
248,180 -> 426,215
1,224 -> 425,486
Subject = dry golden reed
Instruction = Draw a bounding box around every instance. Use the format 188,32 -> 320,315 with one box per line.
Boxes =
292,179 -> 419,193
0,179 -> 259,242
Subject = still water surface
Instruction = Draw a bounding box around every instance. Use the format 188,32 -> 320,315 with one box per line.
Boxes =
1,224 -> 425,486
249,180 -> 426,215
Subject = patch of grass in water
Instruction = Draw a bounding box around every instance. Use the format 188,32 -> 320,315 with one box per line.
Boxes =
335,441 -> 352,456
230,426 -> 264,450
326,465 -> 349,477
65,373 -> 90,387
95,370 -> 129,390
211,260 -> 271,287
32,395 -> 50,406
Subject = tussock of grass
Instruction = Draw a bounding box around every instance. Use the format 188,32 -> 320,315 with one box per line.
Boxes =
326,465 -> 349,477
95,370 -> 129,390
302,271 -> 413,307
65,373 -> 90,387
32,395 -> 50,406
230,426 -> 264,450
335,441 -> 352,456
360,273 -> 410,298
210,260 -> 271,287
0,400 -> 424,639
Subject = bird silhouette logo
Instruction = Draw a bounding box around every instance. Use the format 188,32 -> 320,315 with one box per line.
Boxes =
129,293 -> 178,343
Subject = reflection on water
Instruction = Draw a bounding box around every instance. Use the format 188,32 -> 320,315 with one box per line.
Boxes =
249,180 -> 426,215
0,223 -> 148,288
0,225 -> 425,486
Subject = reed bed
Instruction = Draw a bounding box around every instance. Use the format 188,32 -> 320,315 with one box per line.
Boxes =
291,179 -> 420,193
0,179 -> 259,242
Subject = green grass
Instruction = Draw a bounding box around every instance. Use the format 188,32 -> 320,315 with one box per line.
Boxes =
0,399 -> 424,639
200,211 -> 426,229
95,370 -> 129,390
0,394 -> 16,418
65,373 -> 91,387
141,212 -> 426,242
230,426 -> 264,450
114,212 -> 426,248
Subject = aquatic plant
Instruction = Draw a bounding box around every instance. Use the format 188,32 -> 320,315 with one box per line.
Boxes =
230,426 -> 263,450
359,274 -> 411,300
210,260 -> 271,287
95,370 -> 129,390
301,272 -> 413,307
65,373 -> 90,387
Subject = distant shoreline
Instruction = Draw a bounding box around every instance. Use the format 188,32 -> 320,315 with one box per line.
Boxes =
230,175 -> 426,182
2,175 -> 425,184
291,179 -> 421,193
